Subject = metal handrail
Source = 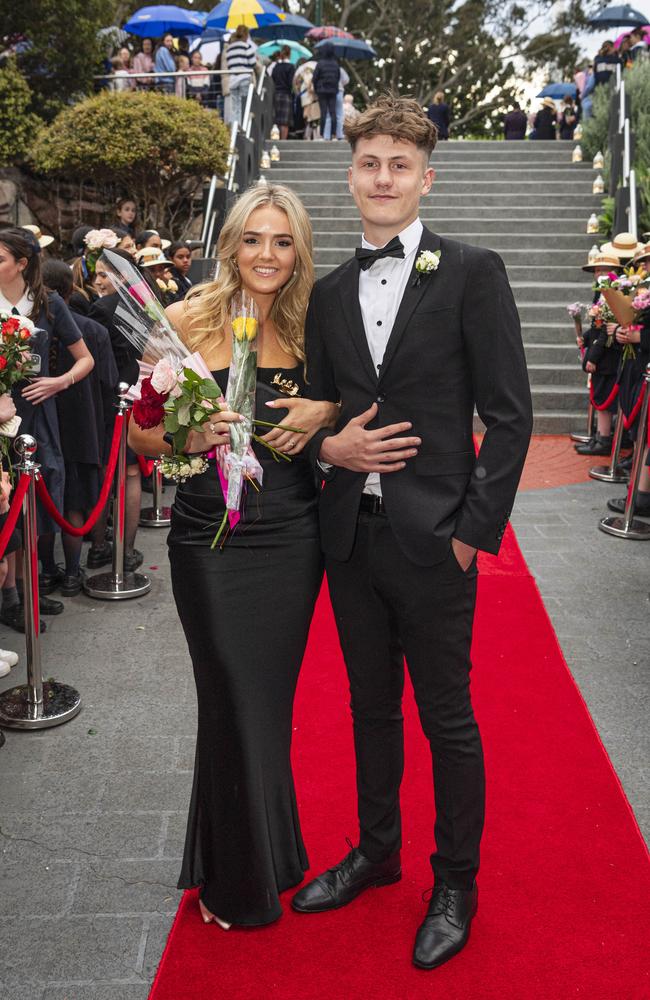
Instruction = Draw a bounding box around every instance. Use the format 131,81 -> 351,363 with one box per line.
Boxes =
618,79 -> 626,131
629,169 -> 638,239
623,117 -> 631,182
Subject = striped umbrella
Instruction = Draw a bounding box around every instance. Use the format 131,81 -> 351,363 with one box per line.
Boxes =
306,25 -> 354,40
206,0 -> 285,30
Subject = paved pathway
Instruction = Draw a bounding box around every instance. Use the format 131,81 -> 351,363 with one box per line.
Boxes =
0,447 -> 647,998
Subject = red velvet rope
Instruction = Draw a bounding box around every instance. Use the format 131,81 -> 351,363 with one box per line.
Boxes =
35,411 -> 127,537
137,455 -> 155,477
0,473 -> 31,561
622,382 -> 647,430
589,379 -> 619,412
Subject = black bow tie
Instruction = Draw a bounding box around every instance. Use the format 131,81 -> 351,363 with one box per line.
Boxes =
355,236 -> 405,271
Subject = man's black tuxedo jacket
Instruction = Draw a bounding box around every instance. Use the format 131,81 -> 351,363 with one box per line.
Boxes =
305,227 -> 534,566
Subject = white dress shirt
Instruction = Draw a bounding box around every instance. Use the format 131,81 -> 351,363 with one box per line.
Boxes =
358,217 -> 423,495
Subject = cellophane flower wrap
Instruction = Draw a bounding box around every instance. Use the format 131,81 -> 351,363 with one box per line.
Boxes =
224,291 -> 262,513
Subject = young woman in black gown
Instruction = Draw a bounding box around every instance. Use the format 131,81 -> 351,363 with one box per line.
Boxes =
129,184 -> 338,928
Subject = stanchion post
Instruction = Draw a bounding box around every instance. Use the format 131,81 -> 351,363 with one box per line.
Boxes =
589,400 -> 628,482
570,400 -> 595,444
0,435 -> 82,729
84,385 -> 151,600
599,365 -> 650,539
139,458 -> 171,528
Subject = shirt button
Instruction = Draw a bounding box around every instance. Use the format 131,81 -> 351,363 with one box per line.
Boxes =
377,320 -> 382,326
377,394 -> 386,403
381,279 -> 387,285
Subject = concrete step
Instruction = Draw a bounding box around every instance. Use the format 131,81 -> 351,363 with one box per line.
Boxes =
311,230 -> 595,250
510,282 -> 588,303
273,180 -> 596,195
518,304 -> 584,324
524,344 -> 584,364
531,411 -> 589,433
272,150 -> 592,164
295,192 -> 601,207
527,364 -> 586,386
531,385 -> 589,410
313,264 -> 589,293
305,206 -> 593,221
313,249 -> 588,270
520,322 -> 581,343
269,166 -> 593,182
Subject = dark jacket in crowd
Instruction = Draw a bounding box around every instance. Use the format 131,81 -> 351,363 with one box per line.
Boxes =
594,52 -> 620,86
503,109 -> 527,140
271,60 -> 295,94
426,102 -> 450,140
559,104 -> 579,140
532,106 -> 556,140
312,46 -> 341,96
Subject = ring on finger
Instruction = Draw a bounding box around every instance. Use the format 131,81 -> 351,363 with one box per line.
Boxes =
287,438 -> 296,450
209,423 -> 217,433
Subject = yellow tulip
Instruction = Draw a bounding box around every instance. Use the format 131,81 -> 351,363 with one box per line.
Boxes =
232,316 -> 258,342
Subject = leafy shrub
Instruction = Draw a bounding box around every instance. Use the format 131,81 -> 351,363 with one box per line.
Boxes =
31,91 -> 230,234
0,61 -> 42,168
581,82 -> 611,160
625,60 -> 650,234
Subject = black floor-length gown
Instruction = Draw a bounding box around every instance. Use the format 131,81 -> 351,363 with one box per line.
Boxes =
169,366 -> 323,926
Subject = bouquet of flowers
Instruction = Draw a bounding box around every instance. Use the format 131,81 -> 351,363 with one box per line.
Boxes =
0,310 -> 38,463
100,250 -> 304,545
595,265 -> 650,326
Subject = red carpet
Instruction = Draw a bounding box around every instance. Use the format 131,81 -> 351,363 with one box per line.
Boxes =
149,529 -> 650,1000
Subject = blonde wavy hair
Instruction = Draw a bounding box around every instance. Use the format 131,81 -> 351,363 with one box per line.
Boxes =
183,184 -> 314,362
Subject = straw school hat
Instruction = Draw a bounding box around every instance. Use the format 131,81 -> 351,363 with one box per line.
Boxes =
581,252 -> 623,272
21,224 -> 54,249
542,97 -> 557,111
631,244 -> 650,266
600,232 -> 646,258
136,246 -> 172,267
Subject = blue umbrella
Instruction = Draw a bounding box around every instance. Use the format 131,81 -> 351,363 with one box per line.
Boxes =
314,36 -> 376,60
123,5 -> 207,37
588,4 -> 648,28
536,82 -> 578,99
253,13 -> 314,40
258,38 -> 311,63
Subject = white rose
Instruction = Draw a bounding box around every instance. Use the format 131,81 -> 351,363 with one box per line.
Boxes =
84,228 -> 119,252
151,358 -> 179,396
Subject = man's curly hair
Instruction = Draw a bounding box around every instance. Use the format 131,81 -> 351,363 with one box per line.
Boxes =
344,94 -> 438,156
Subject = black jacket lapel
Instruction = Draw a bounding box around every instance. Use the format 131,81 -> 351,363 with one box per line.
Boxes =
377,228 -> 442,384
337,257 -> 378,384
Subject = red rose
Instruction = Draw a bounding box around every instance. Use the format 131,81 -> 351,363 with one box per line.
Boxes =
0,356 -> 7,370
132,377 -> 167,429
19,329 -> 31,341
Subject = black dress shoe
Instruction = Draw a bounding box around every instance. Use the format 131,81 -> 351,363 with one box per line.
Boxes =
39,594 -> 64,615
60,572 -> 83,597
575,434 -> 612,456
607,493 -> 650,516
291,847 -> 401,913
39,566 -> 65,595
0,604 -> 47,633
86,543 -> 112,568
413,882 -> 478,970
124,548 -> 143,571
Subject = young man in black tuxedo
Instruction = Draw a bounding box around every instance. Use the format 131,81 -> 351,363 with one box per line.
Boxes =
293,96 -> 533,969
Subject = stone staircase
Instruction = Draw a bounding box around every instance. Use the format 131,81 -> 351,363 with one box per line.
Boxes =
265,139 -> 601,433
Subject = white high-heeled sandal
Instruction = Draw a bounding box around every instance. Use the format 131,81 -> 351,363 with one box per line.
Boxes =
0,649 -> 18,668
199,897 -> 231,930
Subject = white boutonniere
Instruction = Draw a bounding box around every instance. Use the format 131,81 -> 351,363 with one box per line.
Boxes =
412,249 -> 442,287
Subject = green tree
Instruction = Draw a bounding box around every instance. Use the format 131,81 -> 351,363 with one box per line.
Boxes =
0,0 -> 107,120
297,0 -> 587,136
31,91 -> 230,235
0,61 -> 41,167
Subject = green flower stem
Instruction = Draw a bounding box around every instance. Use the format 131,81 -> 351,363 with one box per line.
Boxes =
252,433 -> 291,461
252,420 -> 306,433
210,509 -> 230,550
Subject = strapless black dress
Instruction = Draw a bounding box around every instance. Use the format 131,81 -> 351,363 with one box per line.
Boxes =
168,366 -> 323,926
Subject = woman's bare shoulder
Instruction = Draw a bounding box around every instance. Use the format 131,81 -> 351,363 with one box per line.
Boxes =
165,299 -> 195,342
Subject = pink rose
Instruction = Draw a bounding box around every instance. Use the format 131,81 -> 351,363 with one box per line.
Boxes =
151,358 -> 180,396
